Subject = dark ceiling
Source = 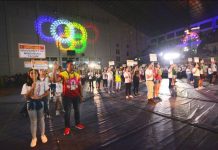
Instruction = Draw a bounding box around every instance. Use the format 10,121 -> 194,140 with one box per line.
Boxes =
94,0 -> 218,37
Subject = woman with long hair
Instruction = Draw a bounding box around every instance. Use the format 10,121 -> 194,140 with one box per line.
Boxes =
21,69 -> 49,147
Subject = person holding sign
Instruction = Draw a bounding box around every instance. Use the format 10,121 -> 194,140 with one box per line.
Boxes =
192,63 -> 200,90
21,69 -> 49,147
145,63 -> 154,101
124,67 -> 133,99
53,61 -> 85,136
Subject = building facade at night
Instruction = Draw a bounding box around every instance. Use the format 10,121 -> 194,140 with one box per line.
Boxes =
0,1 -> 149,75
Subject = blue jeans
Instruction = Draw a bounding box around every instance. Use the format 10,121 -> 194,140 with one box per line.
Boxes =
27,101 -> 45,139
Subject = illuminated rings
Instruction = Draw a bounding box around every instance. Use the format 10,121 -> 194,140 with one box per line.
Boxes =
50,19 -> 74,44
34,16 -> 56,43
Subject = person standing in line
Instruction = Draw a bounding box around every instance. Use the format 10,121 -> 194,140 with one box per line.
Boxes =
88,70 -> 94,91
192,63 -> 200,90
168,64 -> 173,89
186,65 -> 192,83
154,63 -> 162,99
211,61 -> 217,85
107,67 -> 114,94
145,63 -> 154,101
54,79 -> 64,116
124,67 -> 133,99
21,69 -> 48,148
133,69 -> 140,96
53,61 -> 85,136
199,61 -> 205,89
115,68 -> 122,92
39,69 -> 51,118
102,68 -> 108,90
95,70 -> 101,90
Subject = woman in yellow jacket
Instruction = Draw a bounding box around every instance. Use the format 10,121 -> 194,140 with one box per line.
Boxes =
115,68 -> 122,92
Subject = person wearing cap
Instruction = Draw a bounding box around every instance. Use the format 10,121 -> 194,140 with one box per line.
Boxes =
145,63 -> 154,101
53,61 -> 85,136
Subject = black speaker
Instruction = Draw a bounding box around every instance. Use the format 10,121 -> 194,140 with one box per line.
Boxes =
67,50 -> 75,56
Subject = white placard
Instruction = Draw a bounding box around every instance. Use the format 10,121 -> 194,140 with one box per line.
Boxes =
142,64 -> 146,67
19,43 -> 46,58
133,61 -> 138,66
24,60 -> 48,69
170,60 -> 174,65
211,57 -> 215,62
149,53 -> 157,62
127,60 -> 134,66
188,58 -> 192,62
109,61 -> 115,66
194,57 -> 199,63
122,64 -> 127,67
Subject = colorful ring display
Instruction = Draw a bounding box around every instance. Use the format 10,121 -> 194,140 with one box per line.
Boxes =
34,16 -> 99,54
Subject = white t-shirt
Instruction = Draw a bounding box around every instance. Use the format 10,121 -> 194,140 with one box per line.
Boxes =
212,64 -> 217,72
145,69 -> 153,81
107,71 -> 113,80
186,68 -> 191,74
124,71 -> 132,83
88,72 -> 94,79
102,72 -> 108,80
208,68 -> 213,75
55,82 -> 63,96
21,83 -> 32,95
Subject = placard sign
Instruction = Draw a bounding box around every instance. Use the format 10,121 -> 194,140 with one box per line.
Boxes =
142,64 -> 146,67
194,57 -> 199,63
109,61 -> 115,66
170,60 -> 174,65
24,60 -> 48,69
149,54 -> 157,62
122,64 -> 127,67
188,58 -> 192,62
127,60 -> 134,66
211,57 -> 215,62
19,43 -> 46,58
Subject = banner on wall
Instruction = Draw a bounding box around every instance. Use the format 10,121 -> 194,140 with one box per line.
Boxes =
18,43 -> 46,59
149,54 -> 157,62
24,60 -> 48,70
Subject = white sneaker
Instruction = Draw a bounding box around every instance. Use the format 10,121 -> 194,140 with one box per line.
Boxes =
30,138 -> 37,147
41,135 -> 48,143
129,95 -> 133,98
126,96 -> 129,99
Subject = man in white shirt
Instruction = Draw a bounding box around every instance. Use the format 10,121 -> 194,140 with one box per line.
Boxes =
107,67 -> 114,94
145,63 -> 154,101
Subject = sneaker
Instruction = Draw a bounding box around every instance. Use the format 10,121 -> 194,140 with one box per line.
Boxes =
41,135 -> 48,143
129,95 -> 133,98
126,96 -> 129,99
75,123 -> 85,130
30,138 -> 37,148
64,127 -> 71,135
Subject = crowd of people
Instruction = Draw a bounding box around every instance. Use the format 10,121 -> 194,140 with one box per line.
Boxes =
19,59 -> 217,148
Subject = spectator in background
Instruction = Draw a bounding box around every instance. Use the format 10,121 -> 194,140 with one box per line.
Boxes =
145,63 -> 154,101
124,67 -> 133,99
192,63 -> 200,90
154,63 -> 162,99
